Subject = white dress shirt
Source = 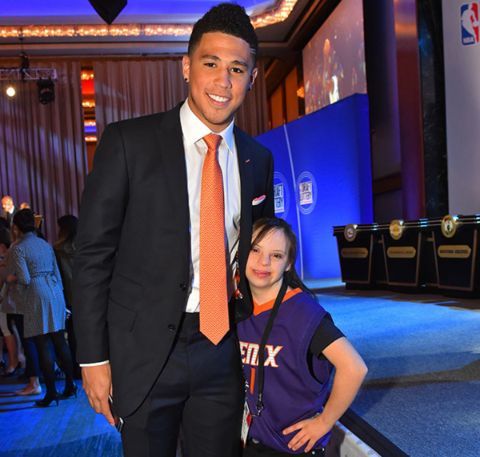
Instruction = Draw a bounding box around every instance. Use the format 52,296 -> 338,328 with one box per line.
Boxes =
181,99 -> 241,312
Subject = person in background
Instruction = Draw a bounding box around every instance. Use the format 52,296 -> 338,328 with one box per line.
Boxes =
73,3 -> 274,456
238,218 -> 367,456
1,195 -> 16,227
7,209 -> 76,406
0,228 -> 20,376
54,214 -> 81,378
6,222 -> 41,396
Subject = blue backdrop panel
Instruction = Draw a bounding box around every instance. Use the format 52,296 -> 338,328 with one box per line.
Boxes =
257,94 -> 373,280
255,125 -> 303,275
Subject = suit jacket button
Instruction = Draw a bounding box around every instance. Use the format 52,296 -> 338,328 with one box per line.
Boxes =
168,324 -> 176,332
179,283 -> 187,291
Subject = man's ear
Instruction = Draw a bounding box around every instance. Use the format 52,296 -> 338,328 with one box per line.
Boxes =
249,67 -> 258,90
182,55 -> 191,83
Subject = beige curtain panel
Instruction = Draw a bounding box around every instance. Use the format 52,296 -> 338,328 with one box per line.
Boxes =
93,58 -> 268,139
93,59 -> 188,139
0,60 -> 87,242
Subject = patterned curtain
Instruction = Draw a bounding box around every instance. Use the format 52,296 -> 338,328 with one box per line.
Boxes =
0,60 -> 87,242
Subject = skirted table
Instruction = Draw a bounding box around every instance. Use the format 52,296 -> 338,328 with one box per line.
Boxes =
432,214 -> 480,296
333,223 -> 387,288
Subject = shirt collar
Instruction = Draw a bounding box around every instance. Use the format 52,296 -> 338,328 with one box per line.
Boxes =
253,288 -> 302,316
180,98 -> 235,154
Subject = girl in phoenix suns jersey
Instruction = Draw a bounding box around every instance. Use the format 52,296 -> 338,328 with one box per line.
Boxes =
238,217 -> 367,456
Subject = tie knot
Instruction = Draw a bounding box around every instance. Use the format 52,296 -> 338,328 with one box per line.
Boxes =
203,133 -> 222,152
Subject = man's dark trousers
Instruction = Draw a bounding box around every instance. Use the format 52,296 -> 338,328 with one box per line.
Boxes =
121,313 -> 244,457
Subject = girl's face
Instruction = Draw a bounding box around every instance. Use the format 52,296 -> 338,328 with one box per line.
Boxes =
246,228 -> 291,300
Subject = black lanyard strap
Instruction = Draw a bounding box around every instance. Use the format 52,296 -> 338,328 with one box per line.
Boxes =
254,277 -> 288,416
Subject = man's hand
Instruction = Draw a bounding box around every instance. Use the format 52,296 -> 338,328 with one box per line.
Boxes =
82,363 -> 115,426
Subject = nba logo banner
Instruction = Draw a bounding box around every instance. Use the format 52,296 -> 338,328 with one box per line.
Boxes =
461,2 -> 480,45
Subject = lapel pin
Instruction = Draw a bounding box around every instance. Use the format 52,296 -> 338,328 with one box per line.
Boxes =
245,159 -> 251,164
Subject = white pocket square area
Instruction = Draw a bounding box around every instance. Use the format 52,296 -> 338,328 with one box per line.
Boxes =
252,195 -> 266,206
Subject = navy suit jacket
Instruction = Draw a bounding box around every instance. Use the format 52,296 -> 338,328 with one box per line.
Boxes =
73,103 -> 274,416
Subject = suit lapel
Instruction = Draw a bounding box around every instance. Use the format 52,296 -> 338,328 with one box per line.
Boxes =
154,104 -> 190,228
235,126 -> 254,247
234,127 -> 254,309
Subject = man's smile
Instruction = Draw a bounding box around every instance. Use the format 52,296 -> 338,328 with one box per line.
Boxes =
207,93 -> 231,104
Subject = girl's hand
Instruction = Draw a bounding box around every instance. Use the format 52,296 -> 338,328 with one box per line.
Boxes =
282,414 -> 330,452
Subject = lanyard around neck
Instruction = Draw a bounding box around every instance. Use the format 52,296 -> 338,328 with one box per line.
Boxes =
253,277 -> 288,416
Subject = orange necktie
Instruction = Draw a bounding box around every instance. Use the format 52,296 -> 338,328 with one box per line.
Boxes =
199,133 -> 229,345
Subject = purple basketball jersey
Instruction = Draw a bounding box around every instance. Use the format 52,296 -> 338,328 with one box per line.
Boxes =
238,290 -> 333,454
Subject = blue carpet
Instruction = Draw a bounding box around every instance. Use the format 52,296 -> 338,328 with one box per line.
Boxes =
317,287 -> 480,457
1,287 -> 478,456
0,380 -> 122,456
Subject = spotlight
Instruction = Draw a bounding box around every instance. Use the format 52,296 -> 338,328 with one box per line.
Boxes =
6,85 -> 16,97
37,79 -> 55,105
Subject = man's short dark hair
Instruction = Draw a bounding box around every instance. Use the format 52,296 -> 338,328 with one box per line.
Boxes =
188,3 -> 258,62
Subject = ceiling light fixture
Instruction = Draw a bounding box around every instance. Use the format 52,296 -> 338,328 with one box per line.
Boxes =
0,0 -> 298,38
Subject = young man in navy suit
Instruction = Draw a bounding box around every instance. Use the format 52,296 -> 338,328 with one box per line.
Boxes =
73,3 -> 274,456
